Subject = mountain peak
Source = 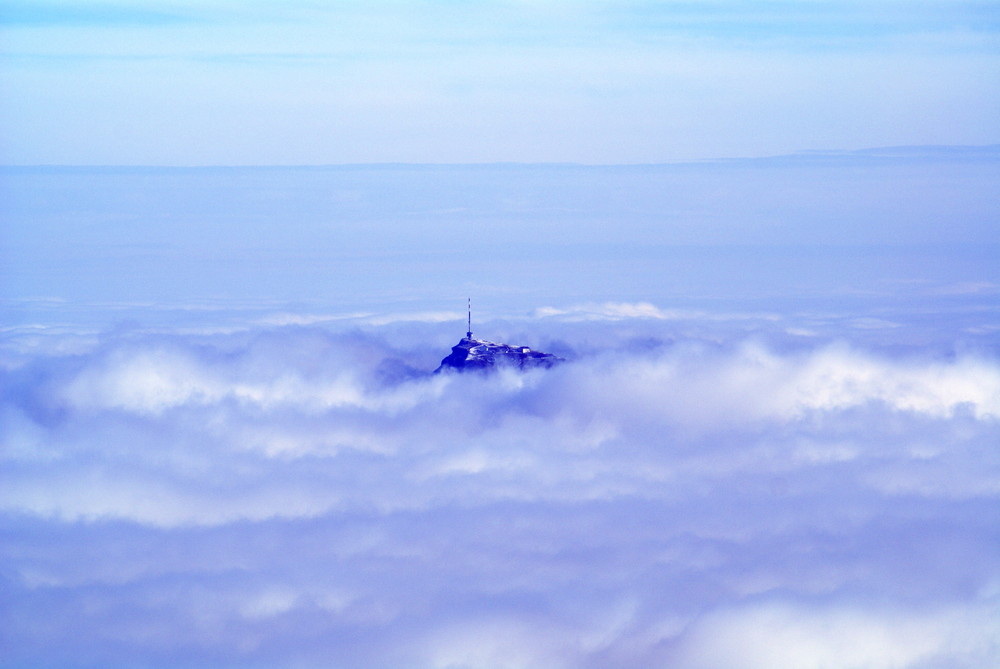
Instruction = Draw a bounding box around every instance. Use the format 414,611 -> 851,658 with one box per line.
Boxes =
435,335 -> 563,373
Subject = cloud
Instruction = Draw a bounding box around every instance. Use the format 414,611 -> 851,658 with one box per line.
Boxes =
669,599 -> 1000,669
4,327 -> 999,523
932,281 -> 1000,296
2,317 -> 998,667
534,301 -> 683,320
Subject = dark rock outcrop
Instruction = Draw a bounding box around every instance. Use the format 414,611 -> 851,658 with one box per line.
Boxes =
434,336 -> 563,373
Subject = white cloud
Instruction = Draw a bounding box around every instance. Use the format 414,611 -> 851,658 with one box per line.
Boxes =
4,327 -> 999,525
670,599 -> 1000,669
534,301 -> 680,320
533,302 -> 785,325
2,318 -> 998,667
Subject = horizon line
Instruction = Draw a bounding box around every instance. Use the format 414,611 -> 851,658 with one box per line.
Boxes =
3,144 -> 999,170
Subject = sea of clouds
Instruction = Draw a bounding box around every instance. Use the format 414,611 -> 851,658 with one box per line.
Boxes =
3,300 -> 998,669
3,156 -> 998,667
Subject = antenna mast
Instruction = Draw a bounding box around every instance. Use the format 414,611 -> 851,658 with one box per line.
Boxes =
467,297 -> 473,339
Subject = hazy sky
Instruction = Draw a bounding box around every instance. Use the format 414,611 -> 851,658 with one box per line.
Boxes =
2,0 -> 999,164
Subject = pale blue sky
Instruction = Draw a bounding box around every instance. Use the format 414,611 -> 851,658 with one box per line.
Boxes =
2,0 -> 998,164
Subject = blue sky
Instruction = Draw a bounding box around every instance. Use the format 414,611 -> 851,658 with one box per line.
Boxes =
2,0 -> 998,164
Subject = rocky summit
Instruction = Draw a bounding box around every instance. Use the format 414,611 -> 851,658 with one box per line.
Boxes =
435,335 -> 563,373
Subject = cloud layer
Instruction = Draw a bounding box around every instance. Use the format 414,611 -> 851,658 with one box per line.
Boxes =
3,313 -> 998,668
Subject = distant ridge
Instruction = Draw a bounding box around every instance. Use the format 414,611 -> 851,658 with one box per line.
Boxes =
6,144 -> 997,170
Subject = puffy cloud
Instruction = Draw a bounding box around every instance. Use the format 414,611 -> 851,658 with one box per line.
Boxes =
1,317 -> 999,667
669,599 -> 1000,669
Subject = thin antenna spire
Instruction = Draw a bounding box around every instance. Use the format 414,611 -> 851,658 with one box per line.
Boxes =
466,297 -> 473,339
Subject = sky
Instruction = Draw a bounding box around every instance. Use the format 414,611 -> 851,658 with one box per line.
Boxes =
2,3 -> 1000,669
1,0 -> 999,164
